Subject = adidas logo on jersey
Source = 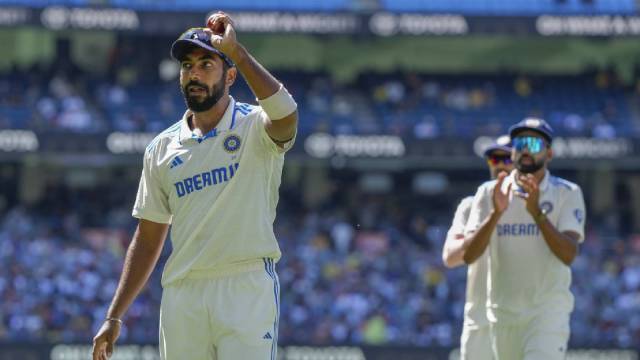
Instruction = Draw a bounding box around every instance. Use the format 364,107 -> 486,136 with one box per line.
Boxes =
169,156 -> 184,169
263,332 -> 272,340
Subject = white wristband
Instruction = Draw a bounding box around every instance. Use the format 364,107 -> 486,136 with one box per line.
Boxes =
257,84 -> 297,121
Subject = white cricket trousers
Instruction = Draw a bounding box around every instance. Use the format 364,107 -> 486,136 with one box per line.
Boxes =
460,324 -> 493,360
490,312 -> 569,360
159,258 -> 280,360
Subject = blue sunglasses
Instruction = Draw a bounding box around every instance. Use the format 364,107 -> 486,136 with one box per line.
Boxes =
487,154 -> 513,165
512,136 -> 546,154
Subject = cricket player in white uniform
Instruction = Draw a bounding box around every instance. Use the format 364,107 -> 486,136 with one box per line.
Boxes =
442,135 -> 513,360
92,12 -> 298,360
463,118 -> 586,360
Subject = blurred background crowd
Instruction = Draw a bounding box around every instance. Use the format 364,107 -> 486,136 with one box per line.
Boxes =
2,59 -> 638,138
0,169 -> 638,348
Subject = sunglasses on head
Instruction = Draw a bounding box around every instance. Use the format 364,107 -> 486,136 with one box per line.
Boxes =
512,136 -> 546,154
487,154 -> 513,166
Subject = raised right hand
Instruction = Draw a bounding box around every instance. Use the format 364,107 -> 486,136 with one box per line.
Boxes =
492,172 -> 511,214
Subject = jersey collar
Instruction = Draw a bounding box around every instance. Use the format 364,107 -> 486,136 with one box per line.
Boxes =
178,97 -> 236,144
539,170 -> 550,191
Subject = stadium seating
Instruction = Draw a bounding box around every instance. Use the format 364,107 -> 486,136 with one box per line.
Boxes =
2,67 -> 636,138
0,182 -> 637,347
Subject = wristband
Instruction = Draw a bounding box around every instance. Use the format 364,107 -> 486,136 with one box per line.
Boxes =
257,84 -> 297,121
106,317 -> 123,325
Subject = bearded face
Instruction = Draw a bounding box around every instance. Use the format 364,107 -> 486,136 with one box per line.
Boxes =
178,48 -> 230,113
181,69 -> 226,112
514,152 -> 546,173
511,135 -> 549,174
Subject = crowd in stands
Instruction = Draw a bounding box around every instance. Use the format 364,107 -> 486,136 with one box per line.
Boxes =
2,59 -> 638,139
0,175 -> 639,349
2,42 -> 640,350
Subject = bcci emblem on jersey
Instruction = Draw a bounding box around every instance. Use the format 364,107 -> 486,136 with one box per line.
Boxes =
223,134 -> 241,153
540,201 -> 554,215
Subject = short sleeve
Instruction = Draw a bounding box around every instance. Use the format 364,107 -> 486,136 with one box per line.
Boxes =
445,197 -> 473,242
557,187 -> 586,243
132,148 -> 172,224
252,108 -> 296,155
464,184 -> 491,237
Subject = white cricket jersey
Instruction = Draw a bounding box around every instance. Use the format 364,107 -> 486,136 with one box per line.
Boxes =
132,97 -> 295,287
464,170 -> 586,325
446,196 -> 490,329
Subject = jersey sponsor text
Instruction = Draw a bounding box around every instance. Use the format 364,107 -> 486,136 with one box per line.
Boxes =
174,162 -> 239,198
